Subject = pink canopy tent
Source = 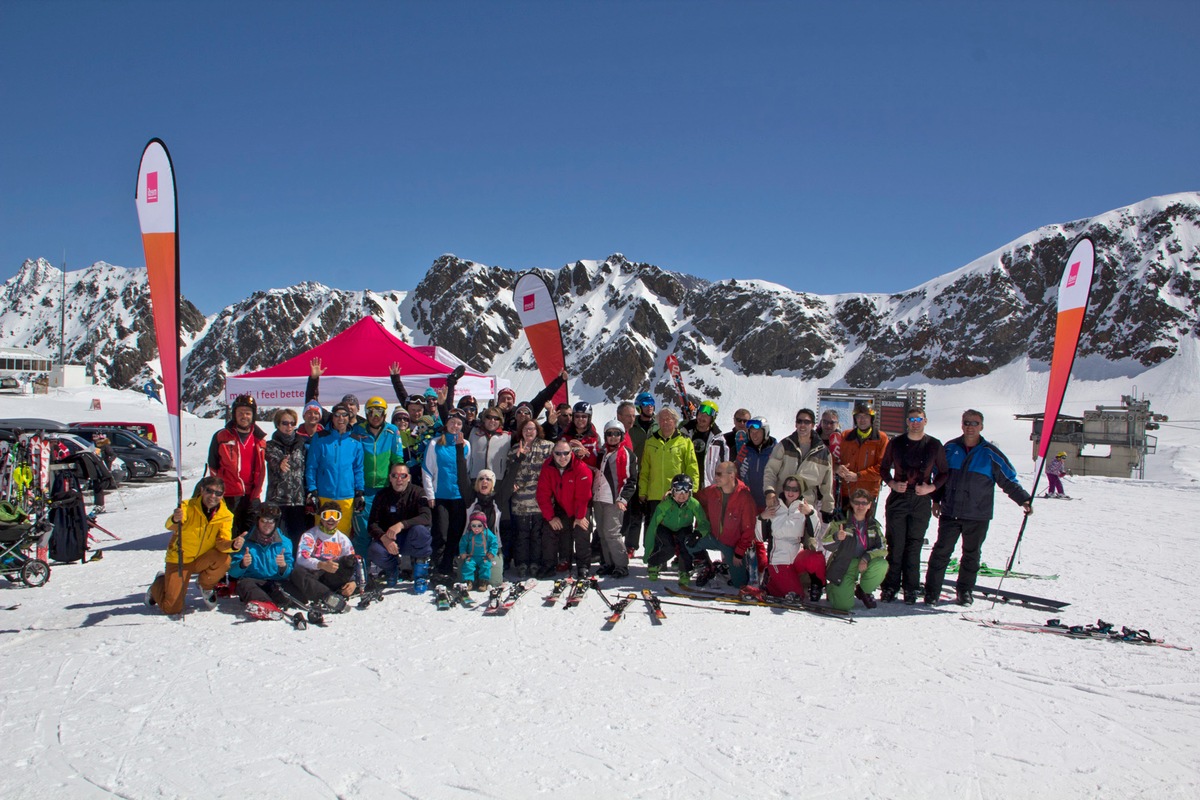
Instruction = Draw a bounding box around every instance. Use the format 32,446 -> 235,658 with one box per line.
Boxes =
224,317 -> 496,407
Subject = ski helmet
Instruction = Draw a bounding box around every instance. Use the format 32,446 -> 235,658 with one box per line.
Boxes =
365,396 -> 388,414
231,394 -> 257,415
670,474 -> 694,495
635,391 -> 655,409
573,401 -> 592,417
697,400 -> 719,418
603,419 -> 624,434
1056,451 -> 1067,458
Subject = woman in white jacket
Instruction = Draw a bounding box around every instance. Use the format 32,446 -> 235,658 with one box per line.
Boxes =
761,475 -> 827,600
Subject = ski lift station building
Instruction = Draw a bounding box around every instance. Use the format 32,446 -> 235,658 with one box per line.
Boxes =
1014,394 -> 1167,479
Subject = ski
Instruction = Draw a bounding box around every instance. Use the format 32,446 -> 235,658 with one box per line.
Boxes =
588,577 -> 614,610
927,557 -> 1058,581
967,584 -> 1069,610
563,577 -> 590,609
543,577 -> 572,606
499,578 -> 538,613
275,586 -> 333,627
483,583 -> 508,615
245,600 -> 308,630
451,582 -> 476,608
434,584 -> 453,611
357,586 -> 386,610
641,588 -> 666,621
668,586 -> 854,622
965,616 -> 1192,651
664,354 -> 696,421
607,593 -> 637,624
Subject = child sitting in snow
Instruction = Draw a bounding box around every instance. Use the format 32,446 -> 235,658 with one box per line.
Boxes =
458,511 -> 499,591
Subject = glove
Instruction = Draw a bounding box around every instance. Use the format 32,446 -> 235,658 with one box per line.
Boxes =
353,492 -> 365,513
305,492 -> 317,514
820,510 -> 834,525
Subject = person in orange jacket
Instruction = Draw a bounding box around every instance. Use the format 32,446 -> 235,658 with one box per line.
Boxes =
836,403 -> 889,510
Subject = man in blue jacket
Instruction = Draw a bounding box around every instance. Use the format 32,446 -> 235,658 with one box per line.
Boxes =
229,504 -> 295,609
305,403 -> 365,536
925,409 -> 1032,606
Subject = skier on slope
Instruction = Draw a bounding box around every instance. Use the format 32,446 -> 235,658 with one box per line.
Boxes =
1045,452 -> 1070,498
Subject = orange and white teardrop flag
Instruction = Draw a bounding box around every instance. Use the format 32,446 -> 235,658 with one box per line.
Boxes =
1034,236 -> 1096,485
514,272 -> 568,407
135,139 -> 183,489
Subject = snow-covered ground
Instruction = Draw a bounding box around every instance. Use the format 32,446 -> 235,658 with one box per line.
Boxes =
1,384 -> 1197,799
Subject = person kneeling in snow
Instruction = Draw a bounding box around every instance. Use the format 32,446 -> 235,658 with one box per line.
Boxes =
821,488 -> 888,611
228,504 -> 294,608
458,511 -> 499,591
147,476 -> 242,614
366,463 -> 433,592
288,501 -> 358,605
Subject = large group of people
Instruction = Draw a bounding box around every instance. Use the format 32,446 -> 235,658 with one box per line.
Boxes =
148,360 -> 1033,617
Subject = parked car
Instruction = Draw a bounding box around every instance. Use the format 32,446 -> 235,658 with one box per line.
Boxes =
71,421 -> 159,443
47,433 -> 130,484
67,427 -> 173,478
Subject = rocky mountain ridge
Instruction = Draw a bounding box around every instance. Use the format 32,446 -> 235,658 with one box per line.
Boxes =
1,192 -> 1197,416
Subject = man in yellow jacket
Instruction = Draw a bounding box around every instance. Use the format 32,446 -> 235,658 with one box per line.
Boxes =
147,476 -> 241,615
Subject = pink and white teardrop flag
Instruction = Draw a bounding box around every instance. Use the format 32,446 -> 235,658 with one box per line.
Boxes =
514,272 -> 568,407
135,139 -> 183,490
1034,236 -> 1096,489
1003,235 -> 1096,581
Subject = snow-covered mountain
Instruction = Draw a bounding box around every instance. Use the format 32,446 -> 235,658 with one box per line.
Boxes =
2,192 -> 1197,417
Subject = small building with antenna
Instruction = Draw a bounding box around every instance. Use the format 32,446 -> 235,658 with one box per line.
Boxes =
1014,394 -> 1167,479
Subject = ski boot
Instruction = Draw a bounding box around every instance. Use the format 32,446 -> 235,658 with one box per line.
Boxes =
412,559 -> 430,595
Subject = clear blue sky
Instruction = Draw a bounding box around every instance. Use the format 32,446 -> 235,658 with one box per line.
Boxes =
2,1 -> 1197,314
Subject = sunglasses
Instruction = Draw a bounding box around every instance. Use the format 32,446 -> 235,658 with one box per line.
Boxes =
484,415 -> 502,422
908,416 -> 925,423
470,522 -> 486,529
783,485 -> 801,493
201,487 -> 224,497
962,420 -> 982,427
605,431 -> 623,438
851,500 -> 872,507
278,420 -> 297,427
734,417 -> 750,424
392,472 -> 411,479
796,418 -> 814,425
320,509 -> 342,523
332,412 -> 350,419
553,451 -> 572,457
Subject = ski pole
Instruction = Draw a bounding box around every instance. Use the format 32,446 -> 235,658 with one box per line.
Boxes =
654,597 -> 750,615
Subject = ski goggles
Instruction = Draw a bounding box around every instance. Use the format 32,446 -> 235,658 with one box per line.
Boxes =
320,509 -> 343,523
697,402 -> 718,417
744,419 -> 764,431
907,416 -> 925,423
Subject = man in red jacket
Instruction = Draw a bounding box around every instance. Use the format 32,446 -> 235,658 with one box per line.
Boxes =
694,461 -> 758,588
207,394 -> 268,538
536,441 -> 594,579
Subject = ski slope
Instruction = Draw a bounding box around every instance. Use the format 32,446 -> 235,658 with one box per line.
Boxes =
1,387 -> 1197,799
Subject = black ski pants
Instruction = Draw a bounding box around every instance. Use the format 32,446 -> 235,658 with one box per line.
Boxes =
432,498 -> 467,574
236,577 -> 288,606
286,559 -> 356,603
881,491 -> 932,596
924,517 -> 990,599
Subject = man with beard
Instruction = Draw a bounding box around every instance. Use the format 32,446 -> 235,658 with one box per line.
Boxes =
207,394 -> 267,539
